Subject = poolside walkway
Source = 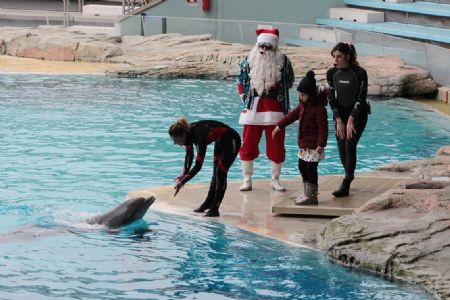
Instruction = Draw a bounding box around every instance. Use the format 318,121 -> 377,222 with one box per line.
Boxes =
129,171 -> 413,248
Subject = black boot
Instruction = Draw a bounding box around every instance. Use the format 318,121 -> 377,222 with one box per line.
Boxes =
205,171 -> 226,217
332,174 -> 354,198
194,168 -> 217,213
205,189 -> 224,217
193,201 -> 212,213
205,208 -> 220,217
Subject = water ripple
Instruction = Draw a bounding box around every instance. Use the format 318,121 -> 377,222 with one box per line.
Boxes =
0,75 -> 442,299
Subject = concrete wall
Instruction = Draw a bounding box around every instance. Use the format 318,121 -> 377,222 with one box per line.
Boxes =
145,0 -> 343,24
118,0 -> 344,41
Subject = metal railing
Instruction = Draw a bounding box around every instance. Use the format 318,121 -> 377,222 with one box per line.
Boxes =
122,0 -> 162,15
62,0 -> 84,13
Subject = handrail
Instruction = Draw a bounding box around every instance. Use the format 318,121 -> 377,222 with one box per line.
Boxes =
122,0 -> 161,15
62,0 -> 85,13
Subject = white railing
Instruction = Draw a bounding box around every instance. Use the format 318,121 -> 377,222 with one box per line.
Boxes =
62,0 -> 84,13
122,0 -> 161,15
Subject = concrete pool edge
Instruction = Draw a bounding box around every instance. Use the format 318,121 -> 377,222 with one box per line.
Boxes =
128,170 -> 414,250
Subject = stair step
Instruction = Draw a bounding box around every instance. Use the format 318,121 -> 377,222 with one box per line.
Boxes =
285,38 -> 333,48
384,0 -> 413,3
344,0 -> 450,17
299,27 -> 353,43
316,18 -> 450,44
83,4 -> 122,16
330,7 -> 385,23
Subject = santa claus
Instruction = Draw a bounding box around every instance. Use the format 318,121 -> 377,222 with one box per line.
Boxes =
237,27 -> 295,192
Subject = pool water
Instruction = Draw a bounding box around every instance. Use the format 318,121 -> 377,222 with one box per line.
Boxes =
0,74 -> 447,299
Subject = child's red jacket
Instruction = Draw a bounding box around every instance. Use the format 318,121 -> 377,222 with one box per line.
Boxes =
276,90 -> 328,149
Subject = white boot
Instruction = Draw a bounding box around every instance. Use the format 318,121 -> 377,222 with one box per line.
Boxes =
270,162 -> 286,192
239,160 -> 253,191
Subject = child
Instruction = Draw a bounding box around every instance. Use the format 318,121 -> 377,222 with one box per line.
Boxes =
169,118 -> 241,217
272,70 -> 328,205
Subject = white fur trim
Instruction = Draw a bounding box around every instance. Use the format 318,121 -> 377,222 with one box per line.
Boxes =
239,109 -> 284,125
257,33 -> 279,47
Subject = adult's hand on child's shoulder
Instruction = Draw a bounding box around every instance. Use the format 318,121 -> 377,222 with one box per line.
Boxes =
316,146 -> 323,155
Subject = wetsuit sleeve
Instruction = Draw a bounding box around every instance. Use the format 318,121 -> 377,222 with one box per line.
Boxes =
183,144 -> 194,175
276,105 -> 300,129
351,67 -> 368,118
180,130 -> 208,185
316,106 -> 328,147
326,68 -> 340,119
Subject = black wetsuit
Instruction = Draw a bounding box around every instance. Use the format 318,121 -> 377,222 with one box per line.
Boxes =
327,65 -> 369,176
181,120 -> 241,215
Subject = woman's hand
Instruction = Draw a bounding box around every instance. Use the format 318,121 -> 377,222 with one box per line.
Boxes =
175,174 -> 185,181
335,118 -> 346,140
272,126 -> 281,139
174,180 -> 185,197
346,116 -> 356,139
174,174 -> 188,196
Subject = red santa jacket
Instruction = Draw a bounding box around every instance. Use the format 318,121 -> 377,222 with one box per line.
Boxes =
276,90 -> 328,149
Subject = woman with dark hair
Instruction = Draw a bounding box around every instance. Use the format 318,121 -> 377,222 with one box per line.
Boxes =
169,118 -> 241,217
327,42 -> 370,197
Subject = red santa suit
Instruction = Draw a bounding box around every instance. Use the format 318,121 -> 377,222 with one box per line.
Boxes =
236,28 -> 295,191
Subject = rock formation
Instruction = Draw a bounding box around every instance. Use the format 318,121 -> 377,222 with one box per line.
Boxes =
321,146 -> 450,300
0,26 -> 437,97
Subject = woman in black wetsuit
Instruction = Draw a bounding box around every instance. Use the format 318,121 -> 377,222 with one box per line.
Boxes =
327,42 -> 370,197
169,118 -> 241,217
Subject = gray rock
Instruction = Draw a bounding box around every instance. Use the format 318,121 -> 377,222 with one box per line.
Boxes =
0,26 -> 437,97
322,147 -> 450,299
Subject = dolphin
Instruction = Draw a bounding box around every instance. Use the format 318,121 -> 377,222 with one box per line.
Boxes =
0,195 -> 156,243
87,196 -> 155,228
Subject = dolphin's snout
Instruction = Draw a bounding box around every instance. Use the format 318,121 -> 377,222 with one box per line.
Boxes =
87,195 -> 155,228
143,196 -> 155,208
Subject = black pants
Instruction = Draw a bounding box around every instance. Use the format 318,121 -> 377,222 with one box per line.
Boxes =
201,131 -> 241,212
335,113 -> 368,176
298,159 -> 319,185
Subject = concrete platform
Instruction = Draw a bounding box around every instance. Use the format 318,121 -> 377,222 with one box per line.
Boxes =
128,172 -> 411,247
272,175 -> 403,217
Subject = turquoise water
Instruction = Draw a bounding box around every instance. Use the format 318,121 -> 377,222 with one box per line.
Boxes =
0,74 -> 447,299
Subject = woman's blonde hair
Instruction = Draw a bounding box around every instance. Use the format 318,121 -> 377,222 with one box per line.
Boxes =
168,117 -> 191,137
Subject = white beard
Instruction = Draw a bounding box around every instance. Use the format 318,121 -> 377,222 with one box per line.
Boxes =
248,45 -> 284,96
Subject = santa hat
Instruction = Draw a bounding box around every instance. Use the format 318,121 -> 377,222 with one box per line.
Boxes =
256,28 -> 279,48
